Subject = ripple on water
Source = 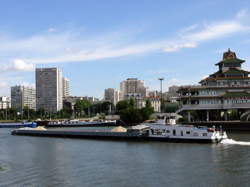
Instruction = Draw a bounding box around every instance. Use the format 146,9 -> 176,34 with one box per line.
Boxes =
0,165 -> 9,173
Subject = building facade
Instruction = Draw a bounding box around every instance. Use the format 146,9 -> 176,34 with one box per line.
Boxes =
177,49 -> 250,122
104,88 -> 120,105
36,68 -> 63,113
141,97 -> 161,112
0,96 -> 11,110
120,78 -> 147,100
11,86 -> 36,111
62,77 -> 70,98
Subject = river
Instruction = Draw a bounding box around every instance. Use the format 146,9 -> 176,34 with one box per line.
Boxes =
0,126 -> 250,186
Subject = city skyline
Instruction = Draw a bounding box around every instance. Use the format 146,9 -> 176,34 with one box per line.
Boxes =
1,1 -> 250,98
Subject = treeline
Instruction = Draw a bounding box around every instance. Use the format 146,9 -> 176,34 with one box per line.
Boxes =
0,100 -> 115,121
0,99 -> 179,123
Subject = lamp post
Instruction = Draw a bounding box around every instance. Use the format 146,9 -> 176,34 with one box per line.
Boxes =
158,78 -> 164,112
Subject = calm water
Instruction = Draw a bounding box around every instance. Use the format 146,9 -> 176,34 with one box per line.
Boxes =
1,126 -> 250,187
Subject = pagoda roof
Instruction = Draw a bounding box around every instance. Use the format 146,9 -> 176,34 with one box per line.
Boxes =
223,91 -> 250,98
223,68 -> 249,75
215,58 -> 245,65
199,76 -> 250,83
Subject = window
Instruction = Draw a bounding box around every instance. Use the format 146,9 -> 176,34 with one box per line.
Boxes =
186,131 -> 190,134
203,133 -> 207,136
173,129 -> 176,136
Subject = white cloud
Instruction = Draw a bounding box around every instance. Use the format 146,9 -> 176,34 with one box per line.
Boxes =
185,21 -> 248,42
12,59 -> 35,71
236,9 -> 248,19
164,42 -> 197,52
2,59 -> 35,72
0,9 -> 248,72
48,28 -> 56,33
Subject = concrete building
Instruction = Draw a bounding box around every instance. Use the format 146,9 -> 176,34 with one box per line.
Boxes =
36,68 -> 63,113
165,85 -> 180,102
0,96 -> 11,110
147,90 -> 160,97
177,49 -> 250,122
64,96 -> 99,107
11,86 -> 36,111
104,88 -> 120,105
140,96 -> 161,112
62,77 -> 70,98
82,96 -> 99,103
120,78 -> 147,100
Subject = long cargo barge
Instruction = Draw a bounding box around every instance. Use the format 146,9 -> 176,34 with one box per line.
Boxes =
11,122 -> 228,143
11,129 -> 145,140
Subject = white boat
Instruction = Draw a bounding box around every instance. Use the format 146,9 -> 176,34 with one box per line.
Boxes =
146,124 -> 227,143
138,117 -> 228,143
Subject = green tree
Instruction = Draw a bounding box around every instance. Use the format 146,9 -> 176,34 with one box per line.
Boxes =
116,100 -> 129,112
74,99 -> 91,117
162,102 -> 179,113
140,100 -> 154,121
116,99 -> 154,125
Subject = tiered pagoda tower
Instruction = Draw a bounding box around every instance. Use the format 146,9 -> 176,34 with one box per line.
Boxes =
177,49 -> 250,122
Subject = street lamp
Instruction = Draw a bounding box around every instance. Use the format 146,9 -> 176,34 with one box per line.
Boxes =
158,78 -> 164,97
158,78 -> 164,113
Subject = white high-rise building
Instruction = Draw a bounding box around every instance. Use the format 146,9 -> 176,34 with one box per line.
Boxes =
62,77 -> 70,98
11,86 -> 36,111
0,96 -> 11,109
36,68 -> 63,112
120,78 -> 147,100
104,88 -> 120,105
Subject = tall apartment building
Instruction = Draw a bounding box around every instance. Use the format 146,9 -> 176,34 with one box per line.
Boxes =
104,88 -> 120,105
36,68 -> 63,113
0,96 -> 11,109
11,86 -> 36,111
120,78 -> 147,100
62,77 -> 70,98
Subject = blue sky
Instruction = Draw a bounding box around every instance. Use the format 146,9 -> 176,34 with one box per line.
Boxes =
1,0 -> 250,98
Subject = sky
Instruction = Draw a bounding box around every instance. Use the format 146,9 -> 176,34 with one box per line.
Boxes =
1,0 -> 250,98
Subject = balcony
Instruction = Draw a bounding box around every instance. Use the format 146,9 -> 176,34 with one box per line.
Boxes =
178,103 -> 250,113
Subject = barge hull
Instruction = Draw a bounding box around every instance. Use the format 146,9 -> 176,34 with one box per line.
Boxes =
11,130 -> 217,143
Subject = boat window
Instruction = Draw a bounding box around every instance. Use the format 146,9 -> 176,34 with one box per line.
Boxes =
173,129 -> 176,136
181,131 -> 183,136
166,130 -> 170,133
203,133 -> 207,136
186,131 -> 190,134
